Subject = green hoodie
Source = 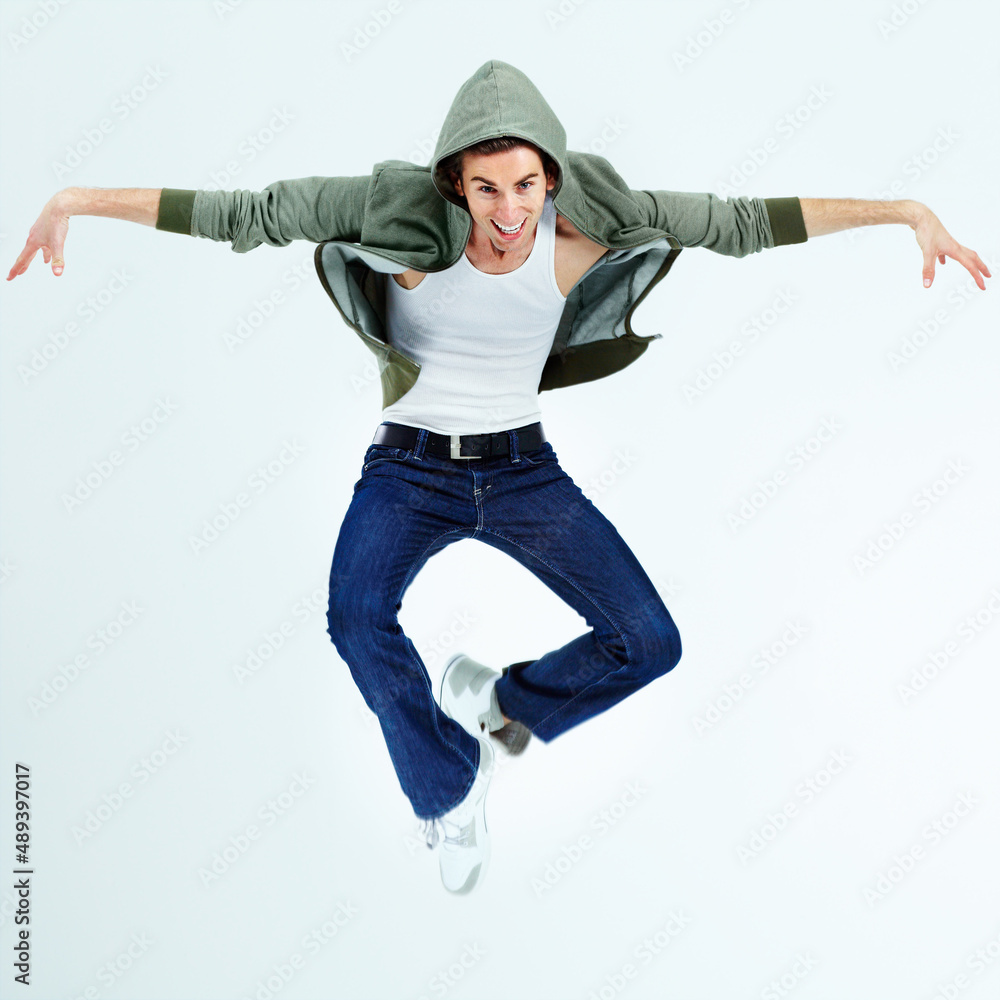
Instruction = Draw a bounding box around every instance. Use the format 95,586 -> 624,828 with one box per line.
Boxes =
156,59 -> 807,410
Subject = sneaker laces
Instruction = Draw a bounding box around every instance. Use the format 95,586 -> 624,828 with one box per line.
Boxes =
420,806 -> 476,850
419,817 -> 443,850
441,817 -> 474,848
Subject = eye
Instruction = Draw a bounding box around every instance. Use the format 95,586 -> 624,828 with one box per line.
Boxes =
476,182 -> 533,194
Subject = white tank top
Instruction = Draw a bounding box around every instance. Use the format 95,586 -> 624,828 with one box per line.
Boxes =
382,191 -> 566,434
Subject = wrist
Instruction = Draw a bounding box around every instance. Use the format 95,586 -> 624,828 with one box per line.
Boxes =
904,200 -> 929,230
51,187 -> 83,217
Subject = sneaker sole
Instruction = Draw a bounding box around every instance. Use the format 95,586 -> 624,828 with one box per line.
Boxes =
441,735 -> 493,895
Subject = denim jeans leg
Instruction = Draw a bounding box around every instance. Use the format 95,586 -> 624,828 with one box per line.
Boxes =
481,447 -> 682,741
326,454 -> 482,820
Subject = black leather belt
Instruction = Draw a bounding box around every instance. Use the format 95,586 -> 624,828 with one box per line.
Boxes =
371,421 -> 546,460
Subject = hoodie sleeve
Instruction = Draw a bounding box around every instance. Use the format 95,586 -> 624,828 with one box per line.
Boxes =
630,190 -> 807,257
155,175 -> 370,252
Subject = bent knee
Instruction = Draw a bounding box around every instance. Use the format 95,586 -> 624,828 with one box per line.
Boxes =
326,592 -> 395,649
633,611 -> 681,677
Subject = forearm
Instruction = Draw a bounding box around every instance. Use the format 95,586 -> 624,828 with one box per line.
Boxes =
800,197 -> 925,238
54,186 -> 162,227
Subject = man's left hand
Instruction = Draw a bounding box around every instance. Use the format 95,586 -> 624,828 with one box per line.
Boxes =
913,206 -> 991,290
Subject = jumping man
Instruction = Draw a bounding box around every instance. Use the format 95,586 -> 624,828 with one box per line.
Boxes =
8,60 -> 990,895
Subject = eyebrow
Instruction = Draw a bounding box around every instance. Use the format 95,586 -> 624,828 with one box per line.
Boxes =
468,172 -> 540,186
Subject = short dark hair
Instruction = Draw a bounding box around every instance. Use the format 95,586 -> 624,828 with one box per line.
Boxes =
438,136 -> 558,198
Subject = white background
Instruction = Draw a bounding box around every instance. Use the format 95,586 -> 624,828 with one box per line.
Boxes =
2,1 -> 999,998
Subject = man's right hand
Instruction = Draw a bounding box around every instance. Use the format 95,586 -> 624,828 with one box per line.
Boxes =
7,193 -> 71,280
7,187 -> 162,281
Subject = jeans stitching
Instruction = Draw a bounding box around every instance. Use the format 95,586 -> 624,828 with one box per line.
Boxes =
479,526 -> 632,734
362,447 -> 407,472
399,527 -> 473,597
423,738 -> 480,821
388,525 -> 481,814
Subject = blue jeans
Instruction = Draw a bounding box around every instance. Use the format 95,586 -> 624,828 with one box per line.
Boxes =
325,425 -> 682,820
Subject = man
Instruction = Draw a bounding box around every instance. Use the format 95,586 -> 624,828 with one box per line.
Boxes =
8,60 -> 989,896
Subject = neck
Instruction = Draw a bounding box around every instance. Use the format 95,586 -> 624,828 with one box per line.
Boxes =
468,221 -> 536,265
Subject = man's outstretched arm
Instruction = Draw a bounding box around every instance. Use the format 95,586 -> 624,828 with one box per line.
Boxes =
8,176 -> 370,280
799,197 -> 991,290
7,187 -> 161,279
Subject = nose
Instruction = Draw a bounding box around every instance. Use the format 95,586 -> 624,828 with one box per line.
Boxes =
496,193 -> 520,221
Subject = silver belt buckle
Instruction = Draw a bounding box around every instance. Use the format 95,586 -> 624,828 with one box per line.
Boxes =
450,434 -> 482,460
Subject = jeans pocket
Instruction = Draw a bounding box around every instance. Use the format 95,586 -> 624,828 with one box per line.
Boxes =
514,441 -> 554,467
362,444 -> 410,472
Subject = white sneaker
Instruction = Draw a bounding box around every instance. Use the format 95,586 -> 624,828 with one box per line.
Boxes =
439,653 -> 532,755
420,736 -> 494,894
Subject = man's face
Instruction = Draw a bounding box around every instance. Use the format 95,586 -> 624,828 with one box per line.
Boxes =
454,146 -> 556,252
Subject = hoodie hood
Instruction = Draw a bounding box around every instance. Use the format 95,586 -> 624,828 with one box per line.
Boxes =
428,59 -> 668,249
431,60 -> 567,211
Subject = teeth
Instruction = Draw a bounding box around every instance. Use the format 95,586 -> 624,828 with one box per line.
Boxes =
495,220 -> 523,233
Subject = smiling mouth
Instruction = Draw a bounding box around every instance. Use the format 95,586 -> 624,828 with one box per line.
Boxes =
492,219 -> 525,237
